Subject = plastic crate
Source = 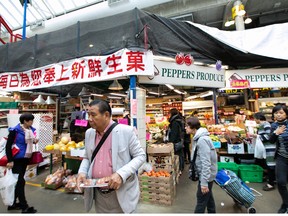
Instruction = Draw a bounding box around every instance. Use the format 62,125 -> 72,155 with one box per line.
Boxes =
238,164 -> 263,183
217,162 -> 239,175
65,158 -> 82,174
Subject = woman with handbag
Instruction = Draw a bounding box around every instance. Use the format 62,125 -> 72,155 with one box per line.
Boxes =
185,116 -> 217,213
5,113 -> 38,213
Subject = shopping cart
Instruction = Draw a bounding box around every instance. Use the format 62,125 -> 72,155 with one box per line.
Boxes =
215,169 -> 262,213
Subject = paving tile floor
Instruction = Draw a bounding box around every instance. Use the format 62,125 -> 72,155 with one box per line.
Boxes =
0,163 -> 282,214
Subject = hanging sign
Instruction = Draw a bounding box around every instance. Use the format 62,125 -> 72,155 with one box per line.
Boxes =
0,49 -> 154,91
230,79 -> 250,88
139,59 -> 225,88
226,68 -> 288,88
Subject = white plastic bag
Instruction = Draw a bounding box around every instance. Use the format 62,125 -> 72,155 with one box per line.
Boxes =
0,169 -> 19,206
254,135 -> 266,159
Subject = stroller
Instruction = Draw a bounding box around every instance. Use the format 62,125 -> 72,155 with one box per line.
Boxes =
215,169 -> 262,213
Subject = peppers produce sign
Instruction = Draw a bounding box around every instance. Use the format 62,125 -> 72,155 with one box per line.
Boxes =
139,59 -> 225,88
0,49 -> 153,91
226,68 -> 288,88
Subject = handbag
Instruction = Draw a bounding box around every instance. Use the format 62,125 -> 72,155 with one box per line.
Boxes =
0,137 -> 20,166
189,146 -> 199,181
29,144 -> 43,165
174,140 -> 184,152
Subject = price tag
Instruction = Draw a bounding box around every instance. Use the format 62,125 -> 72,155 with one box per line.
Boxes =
75,119 -> 88,127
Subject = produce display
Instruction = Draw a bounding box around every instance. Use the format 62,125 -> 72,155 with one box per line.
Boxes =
43,167 -> 83,193
141,170 -> 171,177
44,167 -> 65,185
44,136 -> 84,151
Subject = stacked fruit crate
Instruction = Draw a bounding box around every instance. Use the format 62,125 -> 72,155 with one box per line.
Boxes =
138,143 -> 177,206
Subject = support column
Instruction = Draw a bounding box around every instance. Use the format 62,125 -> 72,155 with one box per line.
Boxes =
130,75 -> 137,128
232,0 -> 245,31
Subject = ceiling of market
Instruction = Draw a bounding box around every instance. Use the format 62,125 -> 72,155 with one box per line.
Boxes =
1,0 -> 288,98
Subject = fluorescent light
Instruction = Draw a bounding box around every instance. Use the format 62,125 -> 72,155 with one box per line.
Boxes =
107,96 -> 122,99
91,93 -> 104,97
173,89 -> 183,94
200,91 -> 213,98
165,84 -> 174,90
109,92 -> 127,97
148,91 -> 160,95
186,95 -> 198,100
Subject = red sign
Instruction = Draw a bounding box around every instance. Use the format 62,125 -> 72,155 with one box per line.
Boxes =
41,115 -> 53,122
230,79 -> 250,88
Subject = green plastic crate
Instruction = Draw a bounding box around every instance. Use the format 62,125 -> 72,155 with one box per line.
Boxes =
217,162 -> 239,175
238,164 -> 263,183
65,158 -> 82,174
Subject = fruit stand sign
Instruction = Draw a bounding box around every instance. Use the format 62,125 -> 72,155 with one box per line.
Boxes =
75,119 -> 88,127
230,79 -> 250,88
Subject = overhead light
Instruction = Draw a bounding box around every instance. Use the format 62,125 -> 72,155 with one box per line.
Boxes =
186,95 -> 198,100
225,19 -> 235,27
107,96 -> 122,100
148,91 -> 160,96
33,95 -> 45,104
165,84 -> 174,90
244,17 -> 252,24
78,87 -> 91,96
108,80 -> 123,90
173,89 -> 183,94
46,96 -> 56,104
109,92 -> 127,97
65,93 -> 71,98
200,91 -> 213,98
91,93 -> 104,97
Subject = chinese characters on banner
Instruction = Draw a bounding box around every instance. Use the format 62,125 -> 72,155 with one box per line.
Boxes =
0,49 -> 154,91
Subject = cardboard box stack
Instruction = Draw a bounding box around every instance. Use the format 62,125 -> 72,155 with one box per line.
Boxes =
138,143 -> 178,206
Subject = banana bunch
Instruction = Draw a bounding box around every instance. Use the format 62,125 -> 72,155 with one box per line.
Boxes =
209,134 -> 220,142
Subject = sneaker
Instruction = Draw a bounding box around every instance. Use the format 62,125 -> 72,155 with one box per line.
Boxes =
7,203 -> 21,211
263,184 -> 275,191
21,206 -> 37,214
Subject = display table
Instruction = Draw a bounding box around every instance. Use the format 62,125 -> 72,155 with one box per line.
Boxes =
43,149 -> 84,174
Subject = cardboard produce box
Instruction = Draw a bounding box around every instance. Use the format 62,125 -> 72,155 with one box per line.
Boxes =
147,143 -> 173,154
148,155 -> 174,165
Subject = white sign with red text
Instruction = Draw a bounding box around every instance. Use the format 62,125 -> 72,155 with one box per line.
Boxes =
0,49 -> 154,91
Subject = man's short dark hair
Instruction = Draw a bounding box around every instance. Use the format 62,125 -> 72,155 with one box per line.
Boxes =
89,99 -> 112,116
19,113 -> 34,124
254,112 -> 266,121
186,117 -> 201,130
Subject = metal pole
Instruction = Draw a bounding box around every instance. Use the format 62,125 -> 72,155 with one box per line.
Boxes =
212,89 -> 218,124
22,0 -> 28,40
